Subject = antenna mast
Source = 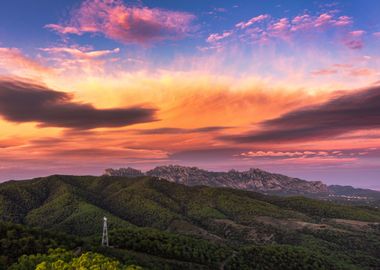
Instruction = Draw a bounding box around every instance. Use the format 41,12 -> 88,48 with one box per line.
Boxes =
101,216 -> 109,247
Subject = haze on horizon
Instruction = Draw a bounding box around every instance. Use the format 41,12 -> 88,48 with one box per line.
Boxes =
0,0 -> 379,189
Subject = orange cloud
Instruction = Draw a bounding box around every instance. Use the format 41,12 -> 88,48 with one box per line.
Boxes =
220,85 -> 380,145
348,68 -> 376,77
0,77 -> 157,129
0,47 -> 52,76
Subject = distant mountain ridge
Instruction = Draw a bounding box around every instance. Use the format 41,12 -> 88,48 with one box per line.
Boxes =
104,165 -> 328,194
104,165 -> 380,202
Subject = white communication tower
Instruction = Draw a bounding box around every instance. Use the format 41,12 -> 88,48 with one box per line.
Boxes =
101,216 -> 109,247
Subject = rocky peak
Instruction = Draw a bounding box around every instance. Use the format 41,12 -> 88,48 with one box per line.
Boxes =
104,167 -> 144,178
104,165 -> 329,194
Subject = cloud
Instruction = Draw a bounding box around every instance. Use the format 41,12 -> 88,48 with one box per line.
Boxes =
235,14 -> 270,29
333,16 -> 352,26
311,64 -> 376,77
44,24 -> 82,35
311,68 -> 338,76
46,0 -> 195,44
269,18 -> 290,33
40,47 -> 120,59
136,126 -> 231,135
236,149 -> 372,159
342,30 -> 366,50
348,68 -> 376,77
0,78 -> 156,129
38,46 -> 121,74
206,11 -> 354,46
290,13 -> 352,31
220,85 -> 380,144
349,30 -> 366,37
239,150 -> 326,158
344,39 -> 363,50
207,31 -> 232,43
0,47 -> 52,75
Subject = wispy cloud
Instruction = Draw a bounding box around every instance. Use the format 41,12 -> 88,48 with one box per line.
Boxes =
311,63 -> 377,77
235,14 -> 270,29
207,31 -> 233,43
204,11 -> 356,46
311,68 -> 338,76
0,47 -> 52,76
40,47 -> 120,59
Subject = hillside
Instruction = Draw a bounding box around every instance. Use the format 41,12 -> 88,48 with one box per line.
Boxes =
1,175 -> 380,269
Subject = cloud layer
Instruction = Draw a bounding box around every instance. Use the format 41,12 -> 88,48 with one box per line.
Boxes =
46,0 -> 195,44
205,11 -> 361,50
0,78 -> 156,129
221,85 -> 380,143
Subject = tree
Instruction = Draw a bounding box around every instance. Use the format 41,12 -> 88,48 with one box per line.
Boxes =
11,249 -> 143,270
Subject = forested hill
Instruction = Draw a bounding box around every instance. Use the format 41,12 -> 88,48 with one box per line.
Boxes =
1,175 -> 380,269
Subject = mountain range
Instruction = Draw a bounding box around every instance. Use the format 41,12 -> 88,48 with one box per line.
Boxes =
1,173 -> 379,269
104,165 -> 380,204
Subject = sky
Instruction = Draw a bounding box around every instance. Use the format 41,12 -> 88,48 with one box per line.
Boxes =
0,0 -> 380,189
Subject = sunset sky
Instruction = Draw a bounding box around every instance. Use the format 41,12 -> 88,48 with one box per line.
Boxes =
0,0 -> 380,189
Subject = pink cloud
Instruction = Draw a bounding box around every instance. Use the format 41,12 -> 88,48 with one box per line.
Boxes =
0,47 -> 52,74
269,18 -> 290,32
332,63 -> 352,68
290,14 -> 312,31
46,0 -> 195,44
290,13 -> 352,32
344,39 -> 363,50
240,151 -> 305,157
349,30 -> 366,37
373,32 -> 380,38
205,11 -> 357,50
333,16 -> 352,26
206,31 -> 232,43
292,14 -> 310,24
341,30 -> 366,50
40,47 -> 120,59
314,13 -> 333,27
240,150 -> 341,158
238,150 -> 358,165
343,30 -> 366,50
235,14 -> 270,29
348,68 -> 375,77
311,68 -> 338,76
44,24 -> 82,35
311,64 -> 376,78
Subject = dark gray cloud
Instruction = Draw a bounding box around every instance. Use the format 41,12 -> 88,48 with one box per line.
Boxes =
0,78 -> 156,129
220,85 -> 380,143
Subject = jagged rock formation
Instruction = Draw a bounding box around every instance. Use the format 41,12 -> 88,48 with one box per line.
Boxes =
104,165 -> 328,194
104,167 -> 144,178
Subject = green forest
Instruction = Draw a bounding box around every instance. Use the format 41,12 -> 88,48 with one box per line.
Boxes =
1,175 -> 379,269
